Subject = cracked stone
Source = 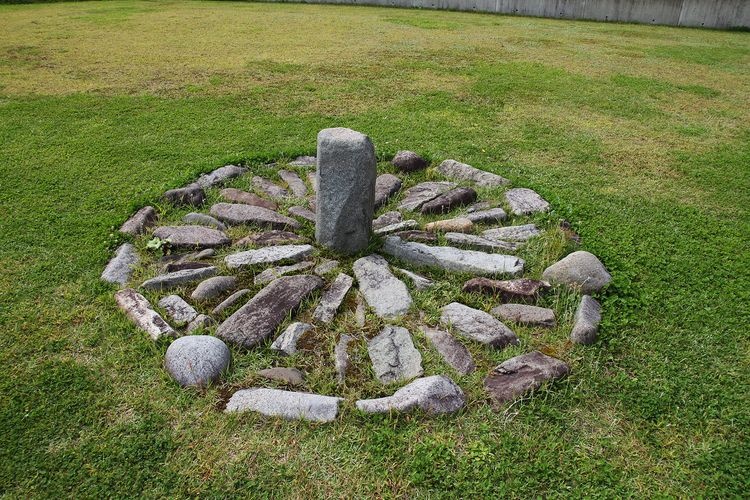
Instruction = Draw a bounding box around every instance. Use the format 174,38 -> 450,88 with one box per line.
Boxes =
398,181 -> 456,211
441,302 -> 518,348
484,351 -> 569,405
368,326 -> 423,384
420,187 -> 477,214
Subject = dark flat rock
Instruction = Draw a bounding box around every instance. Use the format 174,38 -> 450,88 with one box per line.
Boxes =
373,210 -> 402,230
420,187 -> 477,214
120,206 -> 157,235
253,176 -> 289,199
141,266 -> 218,291
398,181 -> 456,211
210,203 -> 300,230
278,170 -> 308,197
491,303 -> 556,328
152,225 -> 231,249
288,205 -> 316,223
196,164 -> 247,188
423,327 -> 475,375
462,277 -> 551,301
165,261 -> 213,273
216,275 -> 323,349
235,230 -> 308,247
391,150 -> 428,172
484,351 -> 569,405
374,174 -> 402,209
163,184 -> 205,206
219,188 -> 277,210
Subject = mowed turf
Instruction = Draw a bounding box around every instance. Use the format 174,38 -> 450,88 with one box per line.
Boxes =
1,1 -> 749,497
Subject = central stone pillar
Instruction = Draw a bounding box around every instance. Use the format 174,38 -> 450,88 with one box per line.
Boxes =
315,128 -> 376,255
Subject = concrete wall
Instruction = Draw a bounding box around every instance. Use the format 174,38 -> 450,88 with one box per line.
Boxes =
267,0 -> 750,29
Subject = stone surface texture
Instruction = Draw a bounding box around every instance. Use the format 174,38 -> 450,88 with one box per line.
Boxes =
393,230 -> 437,243
152,226 -> 230,249
391,151 -> 428,172
253,176 -> 289,199
236,230 -> 307,247
373,210 -> 403,230
164,335 -> 230,387
186,314 -> 214,333
101,243 -> 139,286
423,327 -> 475,375
374,174 -> 402,208
219,188 -> 277,210
257,367 -> 304,386
141,266 -> 218,291
196,165 -> 247,188
482,224 -> 541,242
289,155 -> 316,167
288,205 -> 316,223
504,187 -> 550,215
356,375 -> 465,415
212,289 -> 251,315
425,217 -> 473,233
484,351 -> 569,404
570,295 -> 601,344
163,184 -> 205,206
420,187 -> 477,214
183,212 -> 227,231
315,127 -> 377,254
216,275 -> 323,349
335,334 -> 354,384
210,203 -> 300,229
271,322 -> 313,356
441,302 -> 518,348
542,251 -> 612,294
313,259 -> 339,276
120,206 -> 157,235
353,254 -> 413,319
191,275 -> 237,301
444,232 -> 519,252
312,273 -> 354,324
462,277 -> 551,301
225,388 -> 343,422
491,303 -> 556,327
368,326 -> 423,384
437,159 -> 509,187
373,220 -> 419,236
278,169 -> 308,197
394,268 -> 434,290
254,261 -> 315,285
224,245 -> 314,270
466,207 -> 507,224
398,181 -> 456,211
114,288 -> 175,340
158,294 -> 198,324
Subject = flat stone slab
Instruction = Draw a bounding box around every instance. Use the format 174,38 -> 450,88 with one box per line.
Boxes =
353,254 -> 413,319
114,288 -> 175,340
398,181 -> 456,211
423,327 -> 475,375
212,288 -> 251,315
191,275 -> 237,301
225,245 -> 314,271
278,170 -> 308,197
466,207 -> 508,224
253,176 -> 289,199
288,205 -> 316,223
182,212 -> 227,231
335,334 -> 354,384
383,236 -> 524,276
444,232 -> 520,252
441,302 -> 518,348
368,326 -> 423,384
373,220 -> 419,236
254,260 -> 315,285
289,155 -> 317,167
210,203 -> 300,230
425,217 -> 473,233
462,277 -> 551,301
482,224 -> 541,242
216,275 -> 323,349
393,230 -> 437,243
504,187 -> 549,215
219,188 -> 277,210
484,351 -> 569,405
236,230 -> 308,247
271,322 -> 313,356
542,251 -> 612,294
120,206 -> 157,235
165,335 -> 231,388
257,367 -> 304,386
196,164 -> 247,188
314,259 -> 339,276
152,226 -> 231,249
165,260 -> 213,273
186,314 -> 214,333
571,295 -> 601,344
141,266 -> 218,291
225,388 -> 342,422
420,187 -> 477,214
394,267 -> 434,290
374,174 -> 402,209
102,243 -> 139,286
391,150 -> 428,172
491,303 -> 556,328
373,210 -> 402,230
312,273 -> 354,324
163,184 -> 205,206
356,375 -> 465,415
437,159 -> 509,187
158,294 -> 198,324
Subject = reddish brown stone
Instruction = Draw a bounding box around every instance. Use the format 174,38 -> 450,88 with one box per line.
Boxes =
420,187 -> 477,215
462,277 -> 550,302
484,351 -> 569,405
220,188 -> 277,210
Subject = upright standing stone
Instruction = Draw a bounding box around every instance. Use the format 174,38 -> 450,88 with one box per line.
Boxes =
315,128 -> 377,254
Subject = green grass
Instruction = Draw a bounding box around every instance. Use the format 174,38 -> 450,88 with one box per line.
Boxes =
1,1 -> 749,497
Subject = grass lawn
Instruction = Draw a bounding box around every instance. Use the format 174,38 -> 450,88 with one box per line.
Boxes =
1,0 -> 749,497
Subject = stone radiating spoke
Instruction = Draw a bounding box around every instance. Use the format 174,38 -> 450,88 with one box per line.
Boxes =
356,375 -> 465,415
437,159 -> 509,187
278,170 -> 308,197
353,254 -> 413,319
225,245 -> 314,271
423,327 -> 475,375
481,224 -> 541,242
374,173 -> 402,209
491,303 -> 556,328
210,203 -> 300,230
195,165 -> 247,188
312,273 -> 354,324
225,388 -> 343,423
141,266 -> 218,291
219,188 -> 277,210
253,176 -> 289,199
398,181 -> 456,211
367,326 -> 423,384
114,288 -> 175,340
484,351 -> 569,405
120,206 -> 157,235
271,322 -> 313,356
152,226 -> 231,249
101,243 -> 139,286
441,302 -> 518,348
570,295 -> 601,344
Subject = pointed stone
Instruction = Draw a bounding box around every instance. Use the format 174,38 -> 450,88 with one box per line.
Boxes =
253,176 -> 289,199
504,187 -> 549,215
368,326 -> 423,384
152,226 -> 230,249
484,351 -> 569,404
571,295 -> 601,344
420,187 -> 477,214
491,303 -> 556,328
423,327 -> 475,375
312,273 -> 353,324
482,224 -> 541,242
278,169 -> 308,197
141,266 -> 218,291
210,203 -> 300,230
101,243 -> 139,286
114,288 -> 175,340
542,251 -> 612,294
225,245 -> 314,271
271,322 -> 313,356
437,159 -> 509,187
356,375 -> 465,415
158,294 -> 198,324
441,302 -> 518,348
120,206 -> 157,235
398,181 -> 456,211
254,260 -> 315,285
219,188 -> 277,210
353,254 -> 412,319
196,164 -> 247,188
335,334 -> 354,384
225,388 -> 342,422
374,173 -> 402,209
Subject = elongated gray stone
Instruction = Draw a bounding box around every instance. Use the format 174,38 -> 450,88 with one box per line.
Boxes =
420,187 -> 477,214
313,259 -> 339,276
356,375 -> 465,415
220,188 -> 277,210
236,230 -> 307,247
114,288 -> 175,340
191,275 -> 237,301
186,314 -> 214,333
163,184 -> 205,206
368,326 -> 423,384
355,292 -> 366,327
462,278 -> 551,302
257,367 -> 304,386
216,275 -> 323,349
288,205 -> 316,223
398,181 -> 455,211
466,207 -> 507,224
271,322 -> 313,355
437,159 -> 509,187
353,254 -> 412,319
196,164 -> 247,188
312,273 -> 353,324
391,150 -> 428,172
504,187 -> 549,215
165,335 -> 230,388
482,224 -> 541,242
374,220 -> 419,236
253,176 -> 289,199
374,174 -> 402,209
102,243 -> 139,286
491,303 -> 556,327
315,127 -> 376,254
441,302 -> 518,348
210,203 -> 300,230
182,212 -> 227,231
394,267 -> 433,290
212,288 -> 251,315
542,251 -> 612,294
373,210 -> 402,230
225,245 -> 314,271
120,206 -> 157,235
254,260 -> 315,285
225,388 -> 342,422
383,236 -> 524,276
158,294 -> 198,324
141,266 -> 218,291
153,226 -> 230,249
289,155 -> 316,167
444,232 -> 520,252
423,327 -> 475,375
571,295 -> 601,344
335,334 -> 353,384
484,351 -> 569,404
278,169 -> 308,197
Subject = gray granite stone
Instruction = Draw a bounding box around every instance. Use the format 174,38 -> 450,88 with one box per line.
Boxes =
257,367 -> 304,386
312,273 -> 353,324
391,150 -> 428,172
504,187 -> 549,215
271,322 -> 313,356
278,169 -> 308,197
398,181 -> 456,211
114,288 -> 175,340
374,173 -> 402,209
491,303 -> 556,327
542,251 -> 612,294
444,232 -> 520,252
102,243 -> 139,286
158,294 -> 198,324
394,267 -> 434,290
437,159 -> 509,187
120,206 -> 157,235
219,188 -> 277,210
462,277 -> 551,301
152,226 -> 230,250
315,127 -> 377,254
254,260 -> 315,285
368,326 -> 423,384
225,245 -> 314,271
165,335 -> 230,388
482,224 -> 541,242
163,184 -> 205,206
196,164 -> 247,188
225,388 -> 342,422
253,176 -> 289,199
210,203 -> 300,229
182,212 -> 227,231
441,302 -> 518,348
313,259 -> 339,276
191,276 -> 237,301
212,289 -> 251,315
334,334 -> 353,384
356,375 -> 465,415
353,254 -> 412,319
354,292 -> 366,327
141,266 -> 218,291
373,220 -> 419,236
373,210 -> 402,230
289,155 -> 317,167
288,205 -> 316,223
571,295 -> 601,344
423,327 -> 475,375
186,314 -> 214,333
466,207 -> 508,224
235,230 -> 307,247
420,187 -> 477,214
484,351 -> 569,404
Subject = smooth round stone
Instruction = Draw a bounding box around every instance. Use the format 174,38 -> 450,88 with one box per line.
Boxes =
164,335 -> 230,388
391,150 -> 428,172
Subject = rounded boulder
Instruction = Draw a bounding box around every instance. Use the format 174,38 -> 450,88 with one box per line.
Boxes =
165,335 -> 231,388
542,251 -> 611,294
